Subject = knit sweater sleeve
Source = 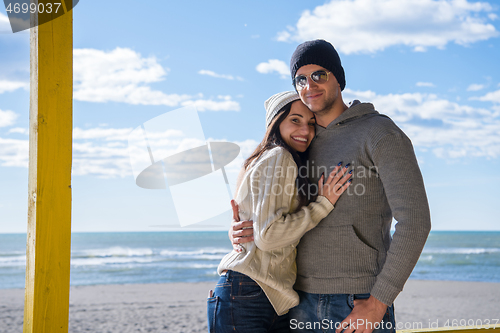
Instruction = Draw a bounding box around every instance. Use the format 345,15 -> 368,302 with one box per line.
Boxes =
370,131 -> 431,306
248,149 -> 334,252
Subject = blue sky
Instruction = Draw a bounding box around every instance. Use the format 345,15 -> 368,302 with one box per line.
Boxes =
0,0 -> 499,233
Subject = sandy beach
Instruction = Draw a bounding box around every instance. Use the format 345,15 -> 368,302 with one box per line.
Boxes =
1,280 -> 499,332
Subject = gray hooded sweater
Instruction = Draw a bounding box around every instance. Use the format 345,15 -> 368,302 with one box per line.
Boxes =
295,102 -> 431,306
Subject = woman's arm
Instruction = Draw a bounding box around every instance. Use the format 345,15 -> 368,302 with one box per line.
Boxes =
248,149 -> 344,251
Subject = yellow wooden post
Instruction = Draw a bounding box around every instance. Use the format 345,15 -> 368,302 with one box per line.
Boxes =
23,1 -> 73,332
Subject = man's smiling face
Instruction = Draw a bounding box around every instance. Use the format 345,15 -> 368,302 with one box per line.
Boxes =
295,64 -> 340,115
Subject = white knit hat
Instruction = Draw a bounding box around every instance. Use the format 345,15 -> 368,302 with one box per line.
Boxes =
264,91 -> 300,128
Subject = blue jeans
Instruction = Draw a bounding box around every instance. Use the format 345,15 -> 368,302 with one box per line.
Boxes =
288,290 -> 396,333
207,270 -> 290,333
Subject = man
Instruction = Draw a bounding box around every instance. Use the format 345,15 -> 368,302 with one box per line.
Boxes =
231,39 -> 431,333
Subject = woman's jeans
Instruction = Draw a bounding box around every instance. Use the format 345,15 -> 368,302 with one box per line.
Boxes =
207,270 -> 290,333
288,290 -> 396,333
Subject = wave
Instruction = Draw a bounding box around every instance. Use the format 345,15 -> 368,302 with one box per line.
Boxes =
159,248 -> 229,257
71,256 -> 156,266
0,246 -> 227,267
159,248 -> 229,260
422,248 -> 500,255
70,246 -> 229,259
189,263 -> 219,269
66,247 -> 229,267
70,258 -> 219,268
0,255 -> 26,267
72,246 -> 154,258
161,262 -> 219,269
0,250 -> 25,257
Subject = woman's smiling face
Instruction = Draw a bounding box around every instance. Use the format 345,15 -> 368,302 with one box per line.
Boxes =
279,100 -> 316,153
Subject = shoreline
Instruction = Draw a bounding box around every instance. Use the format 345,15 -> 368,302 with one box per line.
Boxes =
2,280 -> 499,332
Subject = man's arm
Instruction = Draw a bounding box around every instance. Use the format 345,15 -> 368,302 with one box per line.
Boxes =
228,200 -> 253,252
369,131 -> 431,304
337,130 -> 431,333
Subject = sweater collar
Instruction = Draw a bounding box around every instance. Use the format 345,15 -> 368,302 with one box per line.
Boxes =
316,101 -> 379,133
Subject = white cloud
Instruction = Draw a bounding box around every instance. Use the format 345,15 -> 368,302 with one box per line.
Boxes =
198,70 -> 243,81
74,47 -> 185,106
46,126 -> 255,178
74,48 -> 240,111
73,127 -> 133,141
278,0 -> 499,54
0,80 -> 29,94
416,82 -> 435,87
344,89 -> 491,122
0,122 -> 259,178
467,83 -> 485,91
73,126 -> 193,178
256,59 -> 290,79
343,88 -> 500,158
0,13 -> 11,33
0,137 -> 29,167
405,119 -> 500,159
0,10 -> 30,33
0,109 -> 18,127
72,141 -> 131,178
182,95 -> 241,111
473,89 -> 500,103
0,126 -> 134,174
72,127 -> 257,178
7,127 -> 27,135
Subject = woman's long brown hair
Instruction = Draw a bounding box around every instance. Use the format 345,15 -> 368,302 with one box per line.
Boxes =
243,101 -> 314,211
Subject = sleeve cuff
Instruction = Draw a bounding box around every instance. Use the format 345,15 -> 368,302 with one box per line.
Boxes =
316,195 -> 334,212
370,280 -> 402,306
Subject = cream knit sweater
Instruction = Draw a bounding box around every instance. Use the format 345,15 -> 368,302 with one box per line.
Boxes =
217,146 -> 334,316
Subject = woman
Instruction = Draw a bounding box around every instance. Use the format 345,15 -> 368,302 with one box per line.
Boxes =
207,91 -> 351,333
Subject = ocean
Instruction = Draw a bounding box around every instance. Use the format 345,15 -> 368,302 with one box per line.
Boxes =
0,231 -> 499,289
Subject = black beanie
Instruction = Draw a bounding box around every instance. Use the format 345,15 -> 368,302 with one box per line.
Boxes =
290,39 -> 346,91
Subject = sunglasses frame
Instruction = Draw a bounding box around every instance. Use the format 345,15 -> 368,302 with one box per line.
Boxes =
293,70 -> 331,90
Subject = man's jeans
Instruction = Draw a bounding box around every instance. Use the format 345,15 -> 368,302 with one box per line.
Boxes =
207,270 -> 290,333
288,290 -> 396,333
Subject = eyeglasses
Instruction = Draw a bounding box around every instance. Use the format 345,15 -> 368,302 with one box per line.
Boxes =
293,70 -> 331,90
